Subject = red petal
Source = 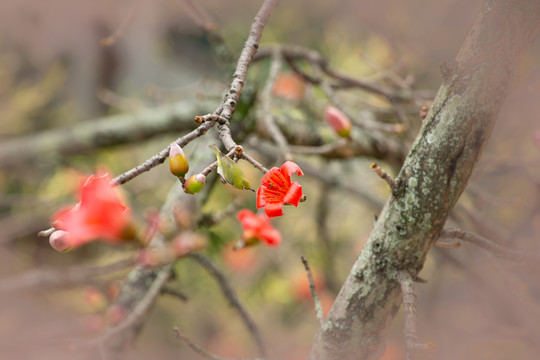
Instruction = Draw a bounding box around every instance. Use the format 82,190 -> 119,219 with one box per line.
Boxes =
256,186 -> 266,208
282,182 -> 303,207
280,161 -> 303,178
260,228 -> 282,247
237,210 -> 263,231
263,202 -> 284,218
237,209 -> 254,222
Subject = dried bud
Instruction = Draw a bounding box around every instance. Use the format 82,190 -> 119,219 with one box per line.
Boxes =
169,142 -> 189,178
325,106 -> 352,138
49,230 -> 73,252
184,174 -> 206,194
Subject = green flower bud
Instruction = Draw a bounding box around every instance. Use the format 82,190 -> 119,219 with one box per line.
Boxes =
169,143 -> 189,178
184,174 -> 206,194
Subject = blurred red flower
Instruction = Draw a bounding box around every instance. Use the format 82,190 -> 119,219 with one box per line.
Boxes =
272,73 -> 305,101
237,209 -> 281,247
256,161 -> 304,218
51,173 -> 131,250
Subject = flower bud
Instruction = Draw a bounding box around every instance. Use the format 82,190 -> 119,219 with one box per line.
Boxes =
184,173 -> 206,194
325,106 -> 352,138
169,142 -> 189,178
49,230 -> 73,252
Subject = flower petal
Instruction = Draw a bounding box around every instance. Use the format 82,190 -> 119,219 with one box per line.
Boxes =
263,202 -> 284,218
237,210 -> 262,231
282,182 -> 303,207
256,186 -> 267,208
280,161 -> 303,178
260,228 -> 282,247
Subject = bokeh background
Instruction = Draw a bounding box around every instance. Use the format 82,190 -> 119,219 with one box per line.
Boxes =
1,0 -> 540,359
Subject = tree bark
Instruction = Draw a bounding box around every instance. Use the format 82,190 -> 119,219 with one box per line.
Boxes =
308,0 -> 540,359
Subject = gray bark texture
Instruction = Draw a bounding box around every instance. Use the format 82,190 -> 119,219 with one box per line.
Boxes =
308,0 -> 540,359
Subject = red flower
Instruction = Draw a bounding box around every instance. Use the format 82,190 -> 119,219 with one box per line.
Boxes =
51,173 -> 131,250
237,209 -> 281,247
256,161 -> 304,217
272,73 -> 305,101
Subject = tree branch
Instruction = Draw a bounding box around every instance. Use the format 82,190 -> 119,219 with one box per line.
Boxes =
0,99 -> 217,169
440,228 -> 540,264
308,1 -> 540,358
189,253 -> 266,357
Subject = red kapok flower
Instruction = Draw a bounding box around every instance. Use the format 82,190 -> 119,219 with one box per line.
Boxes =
237,209 -> 281,247
51,173 -> 131,250
256,161 -> 303,218
272,73 -> 305,101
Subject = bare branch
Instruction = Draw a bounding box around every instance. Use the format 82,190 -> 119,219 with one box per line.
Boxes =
99,266 -> 172,346
173,327 -> 261,360
216,0 -> 280,122
434,240 -> 462,248
111,121 -> 214,185
309,1 -> 540,358
0,99 -> 216,170
181,0 -> 233,65
0,257 -> 135,293
198,198 -> 244,227
301,256 -> 324,326
439,228 -> 540,264
161,287 -> 189,302
289,139 -> 349,156
189,253 -> 266,357
259,50 -> 293,161
101,4 -> 138,47
397,270 -> 434,359
370,162 -> 397,196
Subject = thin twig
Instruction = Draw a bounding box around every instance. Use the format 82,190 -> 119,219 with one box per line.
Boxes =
111,121 -> 215,185
242,152 -> 269,174
314,184 -> 338,293
439,228 -> 540,264
260,50 -> 293,161
301,256 -> 324,325
37,227 -> 55,237
0,99 -> 216,169
0,257 -> 136,293
173,327 -> 260,360
96,87 -> 145,111
397,270 -> 434,360
198,198 -> 244,227
254,44 -> 412,101
181,0 -> 233,65
161,287 -> 189,302
311,61 -> 405,134
195,114 -> 229,125
370,162 -> 397,196
217,0 -> 280,122
434,240 -> 462,248
289,139 -> 349,156
101,3 -> 138,46
189,253 -> 266,357
99,266 -> 172,345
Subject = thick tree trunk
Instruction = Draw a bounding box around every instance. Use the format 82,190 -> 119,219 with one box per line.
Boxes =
308,0 -> 540,359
